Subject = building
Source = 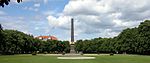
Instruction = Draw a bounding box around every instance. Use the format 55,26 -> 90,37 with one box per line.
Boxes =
35,36 -> 57,41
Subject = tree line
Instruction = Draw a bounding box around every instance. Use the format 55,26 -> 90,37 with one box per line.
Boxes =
0,25 -> 70,55
75,20 -> 150,55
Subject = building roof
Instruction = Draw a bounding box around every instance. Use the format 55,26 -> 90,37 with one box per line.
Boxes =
36,36 -> 58,40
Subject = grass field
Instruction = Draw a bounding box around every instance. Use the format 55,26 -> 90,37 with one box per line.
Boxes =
0,54 -> 150,63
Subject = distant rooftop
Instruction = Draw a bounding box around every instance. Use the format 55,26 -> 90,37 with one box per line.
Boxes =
35,36 -> 58,40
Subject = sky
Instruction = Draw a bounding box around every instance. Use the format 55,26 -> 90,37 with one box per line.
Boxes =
0,0 -> 150,41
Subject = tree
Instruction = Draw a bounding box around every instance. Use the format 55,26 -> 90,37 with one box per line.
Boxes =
0,24 -> 2,30
0,24 -> 4,54
114,20 -> 150,54
137,20 -> 150,54
0,25 -> 71,55
63,41 -> 70,53
75,20 -> 150,55
0,0 -> 22,7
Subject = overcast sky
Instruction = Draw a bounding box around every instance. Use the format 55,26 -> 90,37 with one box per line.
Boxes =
0,0 -> 150,41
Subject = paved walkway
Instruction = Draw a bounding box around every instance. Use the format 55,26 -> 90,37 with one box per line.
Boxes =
38,54 -> 109,56
57,57 -> 96,59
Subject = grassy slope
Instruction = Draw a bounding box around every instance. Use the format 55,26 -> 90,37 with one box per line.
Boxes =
0,55 -> 150,63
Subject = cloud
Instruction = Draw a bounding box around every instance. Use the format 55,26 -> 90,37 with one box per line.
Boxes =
34,3 -> 40,7
0,11 -> 6,15
109,0 -> 150,21
42,11 -> 61,17
63,0 -> 110,16
0,16 -> 31,34
1,0 -> 149,41
22,2 -> 41,12
24,3 -> 41,11
23,6 -> 39,12
23,2 -> 40,12
46,0 -> 150,40
44,0 -> 48,4
47,15 -> 72,30
0,15 -> 52,37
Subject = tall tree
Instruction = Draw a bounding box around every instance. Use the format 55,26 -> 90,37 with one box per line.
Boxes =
0,24 -> 2,30
0,24 -> 3,54
75,20 -> 150,55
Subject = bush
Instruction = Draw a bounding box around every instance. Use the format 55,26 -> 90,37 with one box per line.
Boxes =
110,53 -> 114,56
80,52 -> 83,55
62,51 -> 65,55
2,52 -> 14,55
55,51 -> 58,54
44,51 -> 48,54
32,51 -> 37,55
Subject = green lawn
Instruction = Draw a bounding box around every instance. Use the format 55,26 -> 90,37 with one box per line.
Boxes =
0,54 -> 150,63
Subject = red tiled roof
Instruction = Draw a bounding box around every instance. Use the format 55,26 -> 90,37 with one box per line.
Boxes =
36,36 -> 57,40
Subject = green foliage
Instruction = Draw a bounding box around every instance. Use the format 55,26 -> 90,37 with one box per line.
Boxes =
42,40 -> 70,53
0,25 -> 70,54
0,20 -> 149,55
0,0 -> 22,7
0,24 -> 2,30
75,38 -> 115,53
0,29 -> 34,54
32,51 -> 37,55
75,20 -> 150,55
110,53 -> 114,56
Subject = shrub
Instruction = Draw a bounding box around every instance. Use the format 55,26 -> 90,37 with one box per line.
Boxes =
44,51 -> 48,54
55,51 -> 58,54
110,53 -> 114,56
80,52 -> 83,55
32,51 -> 37,55
62,51 -> 65,55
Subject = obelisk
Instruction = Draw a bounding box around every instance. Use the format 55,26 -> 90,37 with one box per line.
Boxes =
71,18 -> 74,44
70,18 -> 75,53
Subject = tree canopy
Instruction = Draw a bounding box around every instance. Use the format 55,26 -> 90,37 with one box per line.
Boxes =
0,25 -> 70,55
0,0 -> 22,7
75,20 -> 150,55
0,20 -> 149,55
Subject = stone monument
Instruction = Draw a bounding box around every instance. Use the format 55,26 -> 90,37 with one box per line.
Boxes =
70,18 -> 76,53
71,18 -> 74,44
57,18 -> 95,59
